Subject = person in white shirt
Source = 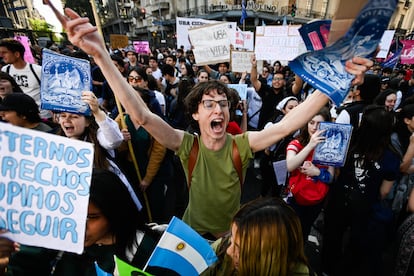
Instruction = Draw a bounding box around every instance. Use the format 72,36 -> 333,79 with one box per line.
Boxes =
0,38 -> 50,119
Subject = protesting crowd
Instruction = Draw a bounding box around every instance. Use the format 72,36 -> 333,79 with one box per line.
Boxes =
0,2 -> 414,276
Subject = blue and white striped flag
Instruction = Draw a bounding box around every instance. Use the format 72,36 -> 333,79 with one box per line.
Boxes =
240,0 -> 247,24
144,217 -> 217,276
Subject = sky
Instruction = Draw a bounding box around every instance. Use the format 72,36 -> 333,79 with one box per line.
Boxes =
33,0 -> 64,32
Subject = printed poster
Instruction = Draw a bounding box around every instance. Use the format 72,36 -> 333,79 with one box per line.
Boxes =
313,122 -> 353,167
289,0 -> 397,105
40,49 -> 92,116
0,124 -> 94,254
298,20 -> 331,51
188,22 -> 236,65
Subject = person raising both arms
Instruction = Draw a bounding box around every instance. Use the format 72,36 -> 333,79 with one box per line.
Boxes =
47,6 -> 372,239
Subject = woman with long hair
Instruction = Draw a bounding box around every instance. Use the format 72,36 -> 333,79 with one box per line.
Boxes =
286,107 -> 334,241
203,197 -> 311,275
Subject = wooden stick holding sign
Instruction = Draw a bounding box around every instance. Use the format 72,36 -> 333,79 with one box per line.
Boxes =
115,97 -> 153,223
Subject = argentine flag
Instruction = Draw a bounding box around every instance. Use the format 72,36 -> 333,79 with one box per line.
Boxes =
144,217 -> 218,275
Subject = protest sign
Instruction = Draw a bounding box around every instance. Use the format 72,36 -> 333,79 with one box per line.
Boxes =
110,34 -> 129,49
14,35 -> 35,64
234,30 -> 254,51
133,41 -> 151,54
313,122 -> 353,167
376,30 -> 396,59
254,25 -> 306,62
298,20 -> 331,51
400,40 -> 414,64
231,50 -> 263,73
0,124 -> 94,254
189,22 -> 236,66
40,49 -> 92,116
176,17 -> 219,50
289,0 -> 397,105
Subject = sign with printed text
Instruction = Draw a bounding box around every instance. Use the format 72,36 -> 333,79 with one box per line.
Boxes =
133,41 -> 151,54
189,22 -> 236,66
0,124 -> 94,254
376,30 -> 395,59
254,25 -> 306,62
176,17 -> 219,50
110,34 -> 129,49
230,50 -> 263,73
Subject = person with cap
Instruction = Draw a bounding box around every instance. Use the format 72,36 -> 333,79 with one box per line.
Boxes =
0,93 -> 54,132
380,76 -> 390,93
124,46 -> 138,72
336,74 -> 381,130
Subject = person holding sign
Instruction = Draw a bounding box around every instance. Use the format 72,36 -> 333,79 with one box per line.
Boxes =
47,6 -> 371,239
6,169 -> 164,275
286,107 -> 334,241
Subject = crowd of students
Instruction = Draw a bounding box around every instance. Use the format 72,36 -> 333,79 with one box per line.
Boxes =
0,6 -> 414,276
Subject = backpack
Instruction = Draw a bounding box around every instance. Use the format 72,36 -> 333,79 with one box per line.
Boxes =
187,137 -> 243,189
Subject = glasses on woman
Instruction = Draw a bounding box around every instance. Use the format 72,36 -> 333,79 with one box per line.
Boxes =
201,99 -> 230,110
128,76 -> 143,82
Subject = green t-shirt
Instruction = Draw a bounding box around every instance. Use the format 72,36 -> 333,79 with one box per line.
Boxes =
177,132 -> 253,234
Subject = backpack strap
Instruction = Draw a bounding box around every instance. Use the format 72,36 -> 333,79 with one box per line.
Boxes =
29,63 -> 41,85
187,136 -> 243,189
187,137 -> 199,188
5,64 -> 40,86
232,139 -> 243,185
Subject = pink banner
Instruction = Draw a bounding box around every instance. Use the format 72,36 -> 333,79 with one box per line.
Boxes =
133,41 -> 150,54
14,36 -> 35,64
400,40 -> 414,64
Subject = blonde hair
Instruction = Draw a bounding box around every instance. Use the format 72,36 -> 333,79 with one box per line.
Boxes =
232,198 -> 308,275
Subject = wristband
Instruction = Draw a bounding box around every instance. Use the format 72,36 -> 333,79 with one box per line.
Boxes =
312,168 -> 332,184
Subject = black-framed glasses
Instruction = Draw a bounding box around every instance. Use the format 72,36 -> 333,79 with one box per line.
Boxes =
128,76 -> 143,82
201,99 -> 231,110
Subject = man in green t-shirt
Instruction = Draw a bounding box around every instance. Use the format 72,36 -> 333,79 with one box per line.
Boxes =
52,7 -> 372,239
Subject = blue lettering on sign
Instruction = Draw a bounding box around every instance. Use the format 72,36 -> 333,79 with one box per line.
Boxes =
61,192 -> 76,215
20,134 -> 32,155
1,156 -> 18,179
0,208 -> 79,242
33,136 -> 48,158
19,159 -> 34,181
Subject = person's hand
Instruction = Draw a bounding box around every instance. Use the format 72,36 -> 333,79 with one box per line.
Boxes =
81,91 -> 100,114
121,129 -> 131,141
299,161 -> 320,177
250,54 -> 257,67
0,233 -> 19,273
345,56 -> 373,86
140,179 -> 150,192
307,129 -> 326,149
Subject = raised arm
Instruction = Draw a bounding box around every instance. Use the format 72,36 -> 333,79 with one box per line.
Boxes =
248,56 -> 373,152
48,6 -> 184,151
250,54 -> 262,92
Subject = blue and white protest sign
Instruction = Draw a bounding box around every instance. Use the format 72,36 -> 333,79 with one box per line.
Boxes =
144,216 -> 217,276
40,49 -> 92,116
0,123 -> 94,254
289,0 -> 397,105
